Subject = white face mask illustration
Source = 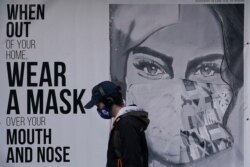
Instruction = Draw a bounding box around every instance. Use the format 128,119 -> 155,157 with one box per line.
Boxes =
126,79 -> 233,163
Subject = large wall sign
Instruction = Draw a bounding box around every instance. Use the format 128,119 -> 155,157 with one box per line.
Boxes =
0,0 -> 248,167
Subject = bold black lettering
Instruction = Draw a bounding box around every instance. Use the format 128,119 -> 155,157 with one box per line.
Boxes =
28,4 -> 36,20
23,21 -> 31,37
44,128 -> 52,144
6,22 -> 14,37
6,147 -> 15,163
7,4 -> 45,20
18,129 -> 26,144
7,90 -> 20,114
27,62 -> 37,86
16,147 -> 23,162
27,89 -> 43,114
55,62 -> 66,86
6,147 -> 32,163
25,147 -> 33,162
7,62 -> 25,87
7,129 -> 17,144
73,89 -> 85,114
37,147 -> 45,162
45,90 -> 58,114
40,62 -> 52,86
15,22 -> 23,37
63,147 -> 70,162
60,89 -> 71,114
6,22 -> 31,38
55,147 -> 62,162
46,147 -> 53,162
19,4 -> 28,20
7,4 -> 18,20
36,4 -> 45,20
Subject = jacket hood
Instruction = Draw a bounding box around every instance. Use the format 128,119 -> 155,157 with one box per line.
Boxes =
116,105 -> 150,130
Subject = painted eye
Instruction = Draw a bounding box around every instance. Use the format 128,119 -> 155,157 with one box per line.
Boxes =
194,63 -> 219,77
143,64 -> 162,75
133,59 -> 172,80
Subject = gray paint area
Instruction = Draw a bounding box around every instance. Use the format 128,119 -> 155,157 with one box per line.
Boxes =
110,4 -> 244,167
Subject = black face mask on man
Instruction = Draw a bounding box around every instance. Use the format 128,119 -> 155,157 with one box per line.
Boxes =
97,105 -> 112,119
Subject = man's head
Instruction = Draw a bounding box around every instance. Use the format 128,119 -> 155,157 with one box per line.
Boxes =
85,81 -> 124,119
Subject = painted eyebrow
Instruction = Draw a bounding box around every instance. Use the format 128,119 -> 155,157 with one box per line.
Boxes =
132,46 -> 174,77
185,54 -> 224,78
132,46 -> 173,64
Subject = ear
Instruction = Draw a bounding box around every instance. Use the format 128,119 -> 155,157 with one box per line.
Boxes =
104,97 -> 114,107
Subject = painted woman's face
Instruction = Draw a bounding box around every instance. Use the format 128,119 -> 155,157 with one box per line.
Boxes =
126,5 -> 233,164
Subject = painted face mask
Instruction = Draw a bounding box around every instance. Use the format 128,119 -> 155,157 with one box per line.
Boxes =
126,79 -> 233,164
97,106 -> 112,119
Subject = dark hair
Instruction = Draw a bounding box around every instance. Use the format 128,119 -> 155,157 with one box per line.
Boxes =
111,91 -> 124,106
99,91 -> 124,107
110,4 -> 244,95
210,4 -> 244,90
209,5 -> 244,126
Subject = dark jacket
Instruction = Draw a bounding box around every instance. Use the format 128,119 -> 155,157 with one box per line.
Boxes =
106,108 -> 150,167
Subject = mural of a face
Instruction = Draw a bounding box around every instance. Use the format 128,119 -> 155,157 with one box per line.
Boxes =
125,5 -> 233,164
